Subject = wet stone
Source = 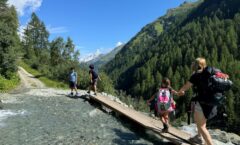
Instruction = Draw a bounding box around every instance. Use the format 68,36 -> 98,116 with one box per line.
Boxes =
0,92 -> 165,145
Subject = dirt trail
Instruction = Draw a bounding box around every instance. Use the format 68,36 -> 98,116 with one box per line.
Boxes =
17,66 -> 45,89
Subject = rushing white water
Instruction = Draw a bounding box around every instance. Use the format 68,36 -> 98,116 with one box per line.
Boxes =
0,110 -> 27,127
0,91 -> 166,145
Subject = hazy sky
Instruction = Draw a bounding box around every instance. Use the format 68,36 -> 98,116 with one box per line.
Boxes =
8,0 -> 188,59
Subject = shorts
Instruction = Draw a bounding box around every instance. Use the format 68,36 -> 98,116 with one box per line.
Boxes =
69,81 -> 76,88
90,79 -> 98,86
194,102 -> 203,113
194,102 -> 217,120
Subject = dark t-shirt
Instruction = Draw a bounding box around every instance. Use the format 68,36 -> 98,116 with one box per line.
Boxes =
189,70 -> 212,102
189,67 -> 223,104
189,67 -> 224,119
89,70 -> 98,80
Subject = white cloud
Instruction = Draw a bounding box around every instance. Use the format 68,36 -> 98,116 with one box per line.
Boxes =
7,0 -> 42,16
18,25 -> 26,40
116,41 -> 123,47
47,25 -> 68,34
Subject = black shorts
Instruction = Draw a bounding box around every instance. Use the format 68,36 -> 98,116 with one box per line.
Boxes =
69,81 -> 76,88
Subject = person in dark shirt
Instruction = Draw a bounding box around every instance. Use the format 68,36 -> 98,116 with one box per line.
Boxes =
178,57 -> 217,145
87,64 -> 101,95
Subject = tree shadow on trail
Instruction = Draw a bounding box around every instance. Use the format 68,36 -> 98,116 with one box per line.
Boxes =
30,74 -> 45,78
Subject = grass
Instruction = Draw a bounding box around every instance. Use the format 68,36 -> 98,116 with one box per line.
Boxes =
0,73 -> 20,93
18,61 -> 68,89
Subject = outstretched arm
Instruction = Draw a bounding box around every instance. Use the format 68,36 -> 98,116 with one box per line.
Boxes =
171,89 -> 178,95
147,94 -> 156,105
98,75 -> 101,81
178,81 -> 192,96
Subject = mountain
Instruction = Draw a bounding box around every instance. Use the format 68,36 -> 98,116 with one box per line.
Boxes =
87,44 -> 124,68
103,0 -> 201,91
80,52 -> 102,63
103,0 -> 240,133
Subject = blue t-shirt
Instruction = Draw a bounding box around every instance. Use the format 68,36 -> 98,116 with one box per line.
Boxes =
69,71 -> 77,82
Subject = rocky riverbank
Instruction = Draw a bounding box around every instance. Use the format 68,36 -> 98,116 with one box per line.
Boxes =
100,91 -> 240,145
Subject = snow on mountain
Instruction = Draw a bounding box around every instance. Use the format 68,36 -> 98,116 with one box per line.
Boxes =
80,50 -> 102,63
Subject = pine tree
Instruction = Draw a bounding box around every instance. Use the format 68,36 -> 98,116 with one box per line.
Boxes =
0,2 -> 20,78
50,37 -> 64,66
22,13 -> 49,68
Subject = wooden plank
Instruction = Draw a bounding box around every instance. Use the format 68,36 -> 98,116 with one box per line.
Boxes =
89,94 -> 197,145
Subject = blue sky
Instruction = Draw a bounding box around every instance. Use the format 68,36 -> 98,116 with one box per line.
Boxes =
8,0 -> 188,59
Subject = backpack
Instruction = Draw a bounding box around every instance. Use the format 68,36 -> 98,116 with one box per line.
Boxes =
90,70 -> 98,79
205,67 -> 233,93
195,67 -> 232,105
156,88 -> 172,111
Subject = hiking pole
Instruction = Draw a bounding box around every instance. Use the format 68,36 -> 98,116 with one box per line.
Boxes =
187,110 -> 191,125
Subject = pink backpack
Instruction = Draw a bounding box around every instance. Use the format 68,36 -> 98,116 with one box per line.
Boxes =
156,88 -> 172,111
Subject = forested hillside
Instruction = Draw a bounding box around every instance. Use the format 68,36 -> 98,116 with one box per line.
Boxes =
87,44 -> 124,69
0,0 -> 20,91
104,1 -> 201,90
104,0 -> 240,133
0,0 -> 115,94
21,12 -> 115,94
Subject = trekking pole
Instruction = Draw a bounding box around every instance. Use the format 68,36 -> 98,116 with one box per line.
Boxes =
187,110 -> 191,125
187,102 -> 193,125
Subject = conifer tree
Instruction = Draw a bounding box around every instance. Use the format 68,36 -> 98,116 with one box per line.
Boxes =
0,1 -> 20,78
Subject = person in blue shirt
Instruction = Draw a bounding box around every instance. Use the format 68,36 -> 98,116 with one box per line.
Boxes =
69,67 -> 78,96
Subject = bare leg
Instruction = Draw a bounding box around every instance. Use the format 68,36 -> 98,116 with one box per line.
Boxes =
160,112 -> 169,132
93,85 -> 97,93
164,113 -> 169,125
74,86 -> 78,94
194,111 -> 214,145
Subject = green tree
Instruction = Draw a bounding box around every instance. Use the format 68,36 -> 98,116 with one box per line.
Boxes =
22,13 -> 49,68
50,37 -> 64,66
0,2 -> 20,78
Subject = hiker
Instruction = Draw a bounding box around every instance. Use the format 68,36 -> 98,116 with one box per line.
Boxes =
178,57 -> 228,145
69,67 -> 78,96
147,77 -> 177,133
88,64 -> 101,95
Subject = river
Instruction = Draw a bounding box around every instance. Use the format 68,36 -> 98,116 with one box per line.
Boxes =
0,89 -> 170,145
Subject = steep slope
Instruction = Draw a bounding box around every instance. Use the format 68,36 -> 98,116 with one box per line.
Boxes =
103,0 -> 201,90
87,44 -> 124,68
104,0 -> 240,133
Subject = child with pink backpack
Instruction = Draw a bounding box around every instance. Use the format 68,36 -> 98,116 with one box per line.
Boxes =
147,77 -> 177,132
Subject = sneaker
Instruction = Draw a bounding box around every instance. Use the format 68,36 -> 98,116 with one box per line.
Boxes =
75,92 -> 79,96
189,135 -> 205,145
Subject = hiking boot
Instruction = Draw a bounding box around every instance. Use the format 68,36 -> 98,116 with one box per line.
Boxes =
162,123 -> 169,133
189,135 -> 205,145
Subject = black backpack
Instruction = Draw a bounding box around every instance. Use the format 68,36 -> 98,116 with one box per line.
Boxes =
195,67 -> 232,105
204,67 -> 233,93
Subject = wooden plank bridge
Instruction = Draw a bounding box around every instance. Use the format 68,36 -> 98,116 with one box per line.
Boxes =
88,93 -> 198,145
